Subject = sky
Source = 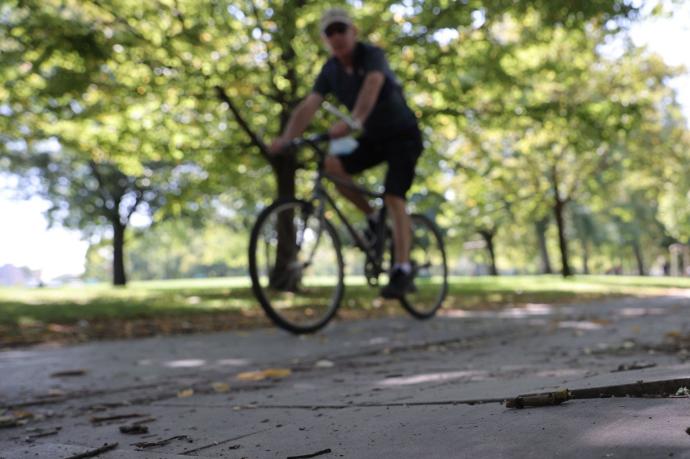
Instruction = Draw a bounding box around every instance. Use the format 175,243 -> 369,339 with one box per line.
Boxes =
628,1 -> 690,121
1,4 -> 689,281
0,177 -> 89,280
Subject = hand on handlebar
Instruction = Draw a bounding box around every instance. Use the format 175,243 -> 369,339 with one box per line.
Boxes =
328,120 -> 351,139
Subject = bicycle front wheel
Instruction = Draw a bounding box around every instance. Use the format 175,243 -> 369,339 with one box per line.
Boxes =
400,213 -> 448,319
248,198 -> 344,334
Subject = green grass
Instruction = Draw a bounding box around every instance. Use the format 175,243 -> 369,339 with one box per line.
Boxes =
1,274 -> 688,328
438,275 -> 690,308
0,281 -> 255,326
447,274 -> 690,294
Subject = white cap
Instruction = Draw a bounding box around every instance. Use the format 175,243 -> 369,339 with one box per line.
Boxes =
320,8 -> 353,34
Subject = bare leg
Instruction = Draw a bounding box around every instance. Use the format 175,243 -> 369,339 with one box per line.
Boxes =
324,156 -> 373,215
384,193 -> 411,264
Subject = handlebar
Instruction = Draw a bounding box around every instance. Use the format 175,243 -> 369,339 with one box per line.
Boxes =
277,101 -> 362,155
274,133 -> 330,169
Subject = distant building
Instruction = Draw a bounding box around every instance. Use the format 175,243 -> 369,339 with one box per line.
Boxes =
0,264 -> 41,286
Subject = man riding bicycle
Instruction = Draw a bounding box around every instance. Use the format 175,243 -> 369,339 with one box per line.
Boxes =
269,8 -> 423,299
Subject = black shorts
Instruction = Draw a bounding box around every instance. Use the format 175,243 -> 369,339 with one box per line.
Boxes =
339,126 -> 423,199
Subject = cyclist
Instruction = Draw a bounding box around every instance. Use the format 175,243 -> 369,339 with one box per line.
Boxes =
269,8 -> 423,299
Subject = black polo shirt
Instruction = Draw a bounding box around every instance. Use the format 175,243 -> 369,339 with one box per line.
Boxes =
312,42 -> 418,140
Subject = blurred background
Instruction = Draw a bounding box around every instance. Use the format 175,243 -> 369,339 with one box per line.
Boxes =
2,0 -> 690,344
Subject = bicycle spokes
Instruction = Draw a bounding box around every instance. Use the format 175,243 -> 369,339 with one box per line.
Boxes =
249,199 -> 344,333
399,214 -> 448,318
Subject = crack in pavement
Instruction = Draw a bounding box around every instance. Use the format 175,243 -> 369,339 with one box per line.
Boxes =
2,382 -> 167,409
156,377 -> 690,412
159,399 -> 507,411
177,427 -> 274,455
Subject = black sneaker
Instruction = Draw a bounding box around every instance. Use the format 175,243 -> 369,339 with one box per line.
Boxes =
380,268 -> 413,299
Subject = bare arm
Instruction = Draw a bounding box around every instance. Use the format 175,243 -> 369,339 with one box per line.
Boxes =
270,92 -> 323,153
351,71 -> 385,126
329,71 -> 385,138
281,92 -> 323,140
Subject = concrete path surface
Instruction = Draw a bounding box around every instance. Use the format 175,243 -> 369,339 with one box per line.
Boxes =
2,294 -> 690,458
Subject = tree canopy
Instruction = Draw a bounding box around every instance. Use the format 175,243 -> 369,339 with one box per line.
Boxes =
2,0 -> 688,283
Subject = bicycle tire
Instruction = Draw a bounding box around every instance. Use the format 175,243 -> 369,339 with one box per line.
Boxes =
248,198 -> 344,333
399,213 -> 448,319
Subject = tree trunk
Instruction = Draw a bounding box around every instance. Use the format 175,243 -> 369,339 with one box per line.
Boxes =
553,198 -> 572,277
551,166 -> 572,277
535,218 -> 553,274
112,220 -> 127,286
632,241 -> 645,276
270,155 -> 300,290
479,229 -> 498,276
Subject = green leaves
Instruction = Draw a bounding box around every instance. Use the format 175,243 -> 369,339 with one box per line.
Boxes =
1,0 -> 687,280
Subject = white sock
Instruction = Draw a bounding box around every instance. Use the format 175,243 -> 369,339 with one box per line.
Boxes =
394,262 -> 411,274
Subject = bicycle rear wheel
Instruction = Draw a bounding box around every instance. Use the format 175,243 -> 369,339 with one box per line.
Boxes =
248,198 -> 344,333
399,214 -> 448,319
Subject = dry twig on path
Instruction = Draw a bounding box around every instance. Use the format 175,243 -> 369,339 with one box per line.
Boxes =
505,389 -> 571,409
90,413 -> 148,423
287,448 -> 333,459
50,369 -> 87,377
63,442 -> 118,459
505,377 -> 690,409
133,435 -> 189,449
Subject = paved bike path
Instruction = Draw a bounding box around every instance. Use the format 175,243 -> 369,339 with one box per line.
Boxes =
2,295 -> 690,458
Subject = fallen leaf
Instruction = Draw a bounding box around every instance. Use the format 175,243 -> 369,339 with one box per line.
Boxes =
261,368 -> 292,378
236,371 -> 265,381
211,382 -> 231,393
314,360 -> 334,368
622,340 -> 636,349
0,411 -> 33,428
12,411 -> 33,420
236,368 -> 292,381
0,416 -> 19,428
177,389 -> 194,398
591,319 -> 611,326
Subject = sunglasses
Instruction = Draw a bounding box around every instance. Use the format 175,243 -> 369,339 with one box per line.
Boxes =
325,22 -> 348,37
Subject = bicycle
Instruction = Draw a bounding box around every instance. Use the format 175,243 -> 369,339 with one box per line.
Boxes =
248,133 -> 448,334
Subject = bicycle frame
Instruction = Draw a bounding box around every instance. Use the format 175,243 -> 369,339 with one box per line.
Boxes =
249,127 -> 448,333
298,135 -> 388,273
